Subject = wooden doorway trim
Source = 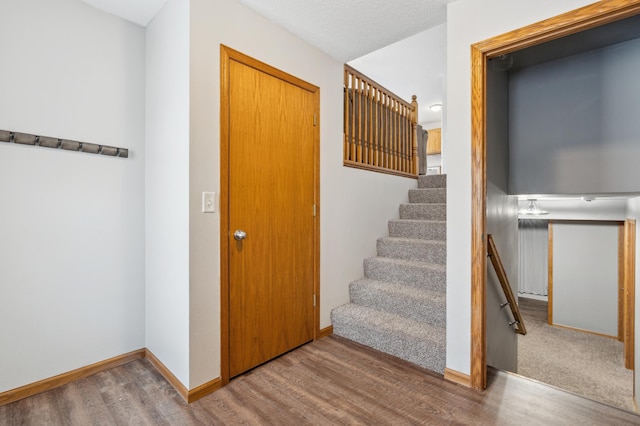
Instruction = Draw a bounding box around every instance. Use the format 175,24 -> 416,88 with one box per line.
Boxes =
470,0 -> 640,390
620,222 -> 626,342
220,45 -> 321,386
624,219 -> 636,370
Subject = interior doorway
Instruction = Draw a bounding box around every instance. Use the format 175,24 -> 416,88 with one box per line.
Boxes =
516,219 -> 634,410
470,1 -> 640,391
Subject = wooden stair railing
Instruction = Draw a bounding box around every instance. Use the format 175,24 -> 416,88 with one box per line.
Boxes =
487,234 -> 527,335
343,64 -> 418,178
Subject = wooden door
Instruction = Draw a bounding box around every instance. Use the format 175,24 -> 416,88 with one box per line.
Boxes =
223,49 -> 318,378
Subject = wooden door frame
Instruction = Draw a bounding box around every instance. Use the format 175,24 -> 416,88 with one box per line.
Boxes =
220,45 -> 321,386
624,219 -> 636,370
547,220 -> 623,338
470,0 -> 640,390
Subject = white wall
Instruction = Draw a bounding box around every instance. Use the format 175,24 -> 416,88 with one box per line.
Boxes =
182,0 -> 417,388
347,24 -> 446,128
551,222 -> 619,336
0,0 -> 145,392
445,0 -> 596,375
625,197 -> 640,404
145,0 -> 191,387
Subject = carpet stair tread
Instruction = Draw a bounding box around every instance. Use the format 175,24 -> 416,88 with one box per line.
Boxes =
417,174 -> 446,189
399,203 -> 446,220
364,256 -> 446,292
408,188 -> 446,204
349,278 -> 446,328
331,303 -> 446,374
388,219 -> 446,241
377,237 -> 446,264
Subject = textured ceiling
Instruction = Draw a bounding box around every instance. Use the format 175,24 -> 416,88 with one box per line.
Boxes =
80,0 -> 167,26
80,0 -> 450,124
81,0 -> 453,62
236,0 -> 454,62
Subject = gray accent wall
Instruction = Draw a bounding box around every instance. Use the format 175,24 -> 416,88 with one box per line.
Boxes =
509,37 -> 640,195
486,63 -> 519,373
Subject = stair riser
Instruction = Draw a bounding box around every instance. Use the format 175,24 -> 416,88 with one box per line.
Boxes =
418,174 -> 446,189
364,259 -> 446,292
388,221 -> 446,241
399,204 -> 446,221
349,282 -> 446,328
331,309 -> 445,374
409,189 -> 446,204
377,239 -> 446,264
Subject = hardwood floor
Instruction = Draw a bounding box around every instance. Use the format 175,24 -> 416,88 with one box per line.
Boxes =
519,296 -> 548,323
2,336 -> 639,425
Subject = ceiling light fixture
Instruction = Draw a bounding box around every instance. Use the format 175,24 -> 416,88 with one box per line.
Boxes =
429,103 -> 443,112
518,199 -> 548,215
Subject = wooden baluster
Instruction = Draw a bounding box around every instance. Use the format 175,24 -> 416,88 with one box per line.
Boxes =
362,82 -> 367,164
368,84 -> 374,165
396,102 -> 401,172
386,94 -> 391,168
399,105 -> 404,172
364,82 -> 370,165
400,103 -> 404,171
371,88 -> 376,166
352,74 -> 357,162
398,102 -> 402,170
350,74 -> 356,162
404,106 -> 409,172
395,100 -> 400,171
380,92 -> 387,167
344,69 -> 349,161
357,78 -> 364,163
394,99 -> 397,169
387,96 -> 392,170
411,95 -> 418,175
389,98 -> 398,170
359,80 -> 367,164
364,82 -> 368,165
373,88 -> 380,166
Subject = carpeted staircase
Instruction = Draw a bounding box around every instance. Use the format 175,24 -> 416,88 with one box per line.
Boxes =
331,174 -> 446,374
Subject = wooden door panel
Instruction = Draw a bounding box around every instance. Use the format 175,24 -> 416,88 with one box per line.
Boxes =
228,59 -> 315,377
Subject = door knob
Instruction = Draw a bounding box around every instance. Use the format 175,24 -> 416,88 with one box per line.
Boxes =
234,230 -> 247,241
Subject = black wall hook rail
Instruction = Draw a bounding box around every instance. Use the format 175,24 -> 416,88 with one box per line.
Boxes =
0,129 -> 128,158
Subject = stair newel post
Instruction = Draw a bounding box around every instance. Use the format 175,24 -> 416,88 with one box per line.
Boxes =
411,95 -> 419,176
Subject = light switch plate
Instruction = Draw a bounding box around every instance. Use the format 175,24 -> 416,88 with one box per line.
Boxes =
202,192 -> 215,213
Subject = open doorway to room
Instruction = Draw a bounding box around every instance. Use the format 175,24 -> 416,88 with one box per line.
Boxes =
470,0 -> 640,412
516,215 -> 635,410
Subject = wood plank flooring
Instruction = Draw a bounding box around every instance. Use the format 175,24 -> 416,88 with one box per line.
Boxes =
519,297 -> 548,323
2,335 -> 639,425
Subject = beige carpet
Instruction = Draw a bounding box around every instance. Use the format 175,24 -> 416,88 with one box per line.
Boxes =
518,304 -> 634,412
